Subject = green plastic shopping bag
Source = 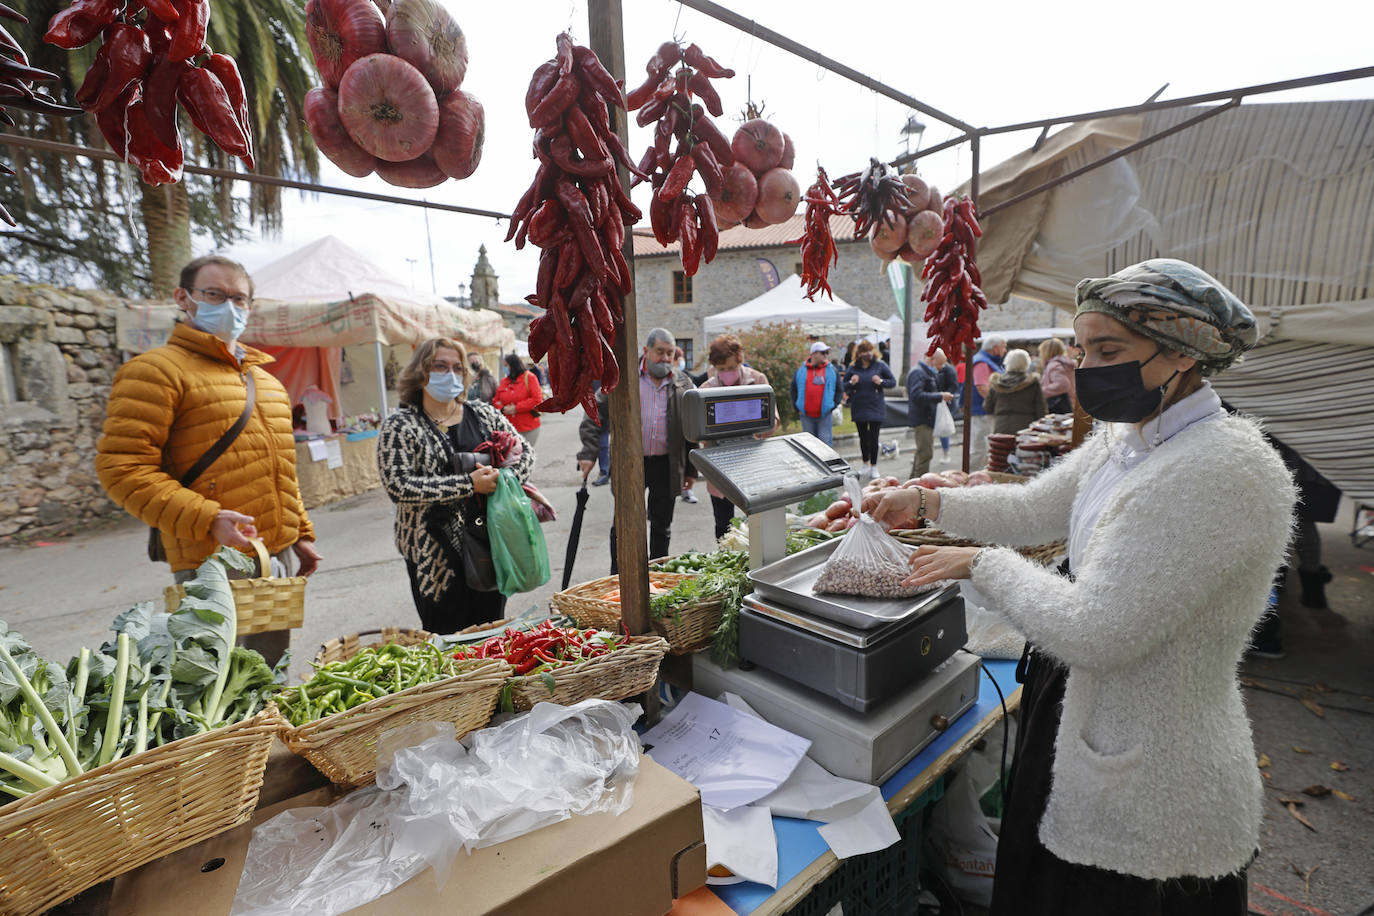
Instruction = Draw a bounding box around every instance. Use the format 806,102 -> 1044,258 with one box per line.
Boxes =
488,468 -> 551,595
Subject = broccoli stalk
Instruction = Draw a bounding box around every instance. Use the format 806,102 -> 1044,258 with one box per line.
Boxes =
66,647 -> 91,749
96,633 -> 131,768
0,636 -> 81,779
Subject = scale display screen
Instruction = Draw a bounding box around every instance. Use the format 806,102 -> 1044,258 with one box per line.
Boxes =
681,385 -> 776,442
707,394 -> 767,427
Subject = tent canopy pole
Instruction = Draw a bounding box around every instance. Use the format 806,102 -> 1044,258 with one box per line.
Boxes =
374,340 -> 389,416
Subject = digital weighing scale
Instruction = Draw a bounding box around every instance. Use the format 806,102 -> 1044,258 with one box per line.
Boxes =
681,386 -> 980,782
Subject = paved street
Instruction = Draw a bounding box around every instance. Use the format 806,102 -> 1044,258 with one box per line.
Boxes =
0,408 -> 1370,914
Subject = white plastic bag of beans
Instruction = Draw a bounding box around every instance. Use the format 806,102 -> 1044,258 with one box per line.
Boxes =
813,476 -> 930,598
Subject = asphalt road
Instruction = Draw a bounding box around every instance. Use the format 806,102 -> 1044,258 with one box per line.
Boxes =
1,408 -> 1369,914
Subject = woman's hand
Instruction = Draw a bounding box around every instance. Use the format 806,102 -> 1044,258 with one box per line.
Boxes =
860,486 -> 940,527
848,374 -> 859,386
872,375 -> 883,386
903,545 -> 982,586
502,404 -> 516,415
470,464 -> 500,495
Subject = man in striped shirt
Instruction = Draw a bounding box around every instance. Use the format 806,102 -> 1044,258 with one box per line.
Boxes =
591,328 -> 697,574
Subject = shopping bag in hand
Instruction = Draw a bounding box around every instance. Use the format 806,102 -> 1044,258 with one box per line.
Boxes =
487,469 -> 551,595
813,476 -> 932,598
933,402 -> 956,438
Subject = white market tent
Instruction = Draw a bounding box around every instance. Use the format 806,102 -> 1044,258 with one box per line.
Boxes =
966,100 -> 1374,505
116,236 -> 514,415
703,273 -> 891,341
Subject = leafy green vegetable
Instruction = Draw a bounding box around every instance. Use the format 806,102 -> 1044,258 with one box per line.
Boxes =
0,548 -> 279,803
797,489 -> 840,516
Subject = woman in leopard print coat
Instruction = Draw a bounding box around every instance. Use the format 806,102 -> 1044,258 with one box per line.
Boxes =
377,338 -> 535,633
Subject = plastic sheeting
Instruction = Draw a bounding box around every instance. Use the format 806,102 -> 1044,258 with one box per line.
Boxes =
962,100 -> 1374,503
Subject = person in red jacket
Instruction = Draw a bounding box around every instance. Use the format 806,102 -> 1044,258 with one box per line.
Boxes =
492,353 -> 544,446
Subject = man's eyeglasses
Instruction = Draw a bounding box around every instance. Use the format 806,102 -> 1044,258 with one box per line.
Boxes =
192,287 -> 252,309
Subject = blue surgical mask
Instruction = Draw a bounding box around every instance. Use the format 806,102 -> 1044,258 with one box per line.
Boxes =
426,370 -> 464,402
191,299 -> 248,343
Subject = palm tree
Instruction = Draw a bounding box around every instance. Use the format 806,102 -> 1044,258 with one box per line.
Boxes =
2,1 -> 319,296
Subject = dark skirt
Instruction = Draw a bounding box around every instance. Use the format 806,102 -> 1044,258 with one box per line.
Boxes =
989,643 -> 1248,915
404,559 -> 506,635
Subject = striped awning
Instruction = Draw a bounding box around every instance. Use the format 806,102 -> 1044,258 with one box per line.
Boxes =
1211,338 -> 1374,506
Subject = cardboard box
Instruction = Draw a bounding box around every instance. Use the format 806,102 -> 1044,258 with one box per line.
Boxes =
109,755 -> 706,916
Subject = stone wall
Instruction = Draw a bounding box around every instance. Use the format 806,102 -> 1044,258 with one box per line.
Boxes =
0,278 -> 124,542
634,239 -> 894,369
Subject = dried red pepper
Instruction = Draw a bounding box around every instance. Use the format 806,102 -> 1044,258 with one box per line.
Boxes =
42,0 -> 119,50
507,34 -> 641,422
920,195 -> 987,359
789,165 -> 842,301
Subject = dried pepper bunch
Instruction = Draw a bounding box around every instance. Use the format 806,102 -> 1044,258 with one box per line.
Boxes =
45,0 -> 253,185
789,165 -> 841,300
506,33 -> 643,423
921,196 -> 987,358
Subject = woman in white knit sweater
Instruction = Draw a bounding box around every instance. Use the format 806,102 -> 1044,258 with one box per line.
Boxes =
866,259 -> 1295,914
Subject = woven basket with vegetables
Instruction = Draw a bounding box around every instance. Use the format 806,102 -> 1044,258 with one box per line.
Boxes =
0,548 -> 282,916
646,551 -> 752,655
451,622 -> 669,712
274,637 -> 508,789
550,572 -> 691,631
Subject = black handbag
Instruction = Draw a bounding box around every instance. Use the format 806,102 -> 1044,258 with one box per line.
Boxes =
148,372 -> 256,562
426,419 -> 498,592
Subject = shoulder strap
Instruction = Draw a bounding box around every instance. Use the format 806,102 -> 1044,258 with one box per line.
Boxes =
177,371 -> 256,487
525,370 -> 540,399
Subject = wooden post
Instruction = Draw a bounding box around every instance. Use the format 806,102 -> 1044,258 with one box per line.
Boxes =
961,134 -> 982,473
588,0 -> 650,639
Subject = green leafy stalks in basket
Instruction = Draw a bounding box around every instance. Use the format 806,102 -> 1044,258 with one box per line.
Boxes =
0,548 -> 283,802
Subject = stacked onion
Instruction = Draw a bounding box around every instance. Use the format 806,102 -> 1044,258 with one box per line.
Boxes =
710,116 -> 801,229
302,0 -> 483,188
870,174 -> 944,265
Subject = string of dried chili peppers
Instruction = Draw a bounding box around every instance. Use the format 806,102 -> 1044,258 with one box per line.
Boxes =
44,0 -> 253,186
507,33 -> 645,424
921,196 -> 987,358
625,40 -> 735,277
789,165 -> 841,301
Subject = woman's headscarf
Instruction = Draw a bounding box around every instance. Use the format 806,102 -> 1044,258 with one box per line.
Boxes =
1074,259 -> 1258,376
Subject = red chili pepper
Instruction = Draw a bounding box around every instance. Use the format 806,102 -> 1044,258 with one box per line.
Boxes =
177,66 -> 250,158
142,56 -> 189,150
564,105 -> 608,164
74,40 -> 112,111
94,84 -> 138,159
625,69 -> 661,110
657,153 -> 694,202
43,0 -> 120,50
204,52 -> 253,168
168,0 -> 209,62
90,24 -> 153,114
124,97 -> 183,184
695,194 -> 719,263
139,0 -> 180,23
524,59 -> 560,120
571,45 -> 623,106
679,199 -> 701,275
687,69 -> 724,118
528,70 -> 579,129
515,657 -> 540,675
687,104 -> 733,165
682,43 -> 734,79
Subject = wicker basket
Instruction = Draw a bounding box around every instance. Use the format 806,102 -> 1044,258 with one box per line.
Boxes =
0,711 -> 277,916
276,652 -> 508,789
313,626 -> 434,666
506,635 -> 670,712
163,538 -> 306,636
550,572 -> 693,631
890,528 -> 1066,567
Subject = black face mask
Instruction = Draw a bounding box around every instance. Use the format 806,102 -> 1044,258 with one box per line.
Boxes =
505,358 -> 523,379
1074,347 -> 1180,423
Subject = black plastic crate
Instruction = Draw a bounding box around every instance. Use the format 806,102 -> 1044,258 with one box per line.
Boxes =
782,777 -> 945,916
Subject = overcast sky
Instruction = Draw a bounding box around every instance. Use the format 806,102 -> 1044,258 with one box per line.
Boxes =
222,0 -> 1374,305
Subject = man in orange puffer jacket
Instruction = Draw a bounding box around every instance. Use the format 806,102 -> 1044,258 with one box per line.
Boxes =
96,256 -> 321,661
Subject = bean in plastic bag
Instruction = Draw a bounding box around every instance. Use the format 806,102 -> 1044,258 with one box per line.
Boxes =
813,476 -> 932,599
489,467 -> 550,595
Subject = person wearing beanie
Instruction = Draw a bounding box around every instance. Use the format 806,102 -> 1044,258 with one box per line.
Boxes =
865,259 -> 1294,914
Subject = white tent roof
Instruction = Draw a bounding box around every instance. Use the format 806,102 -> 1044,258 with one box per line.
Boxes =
253,235 -> 450,309
703,273 -> 891,338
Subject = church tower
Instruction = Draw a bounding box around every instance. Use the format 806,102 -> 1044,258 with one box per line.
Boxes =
470,245 -> 499,309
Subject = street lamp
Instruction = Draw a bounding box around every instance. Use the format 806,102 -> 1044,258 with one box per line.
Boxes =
458,281 -> 469,308
900,114 -> 927,164
898,113 -> 927,379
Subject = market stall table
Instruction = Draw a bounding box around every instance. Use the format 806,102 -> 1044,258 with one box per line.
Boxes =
293,431 -> 381,509
690,657 -> 1020,915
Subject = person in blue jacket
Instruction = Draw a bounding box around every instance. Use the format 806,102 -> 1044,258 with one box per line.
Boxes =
790,341 -> 843,445
907,350 -> 957,477
844,339 -> 897,479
